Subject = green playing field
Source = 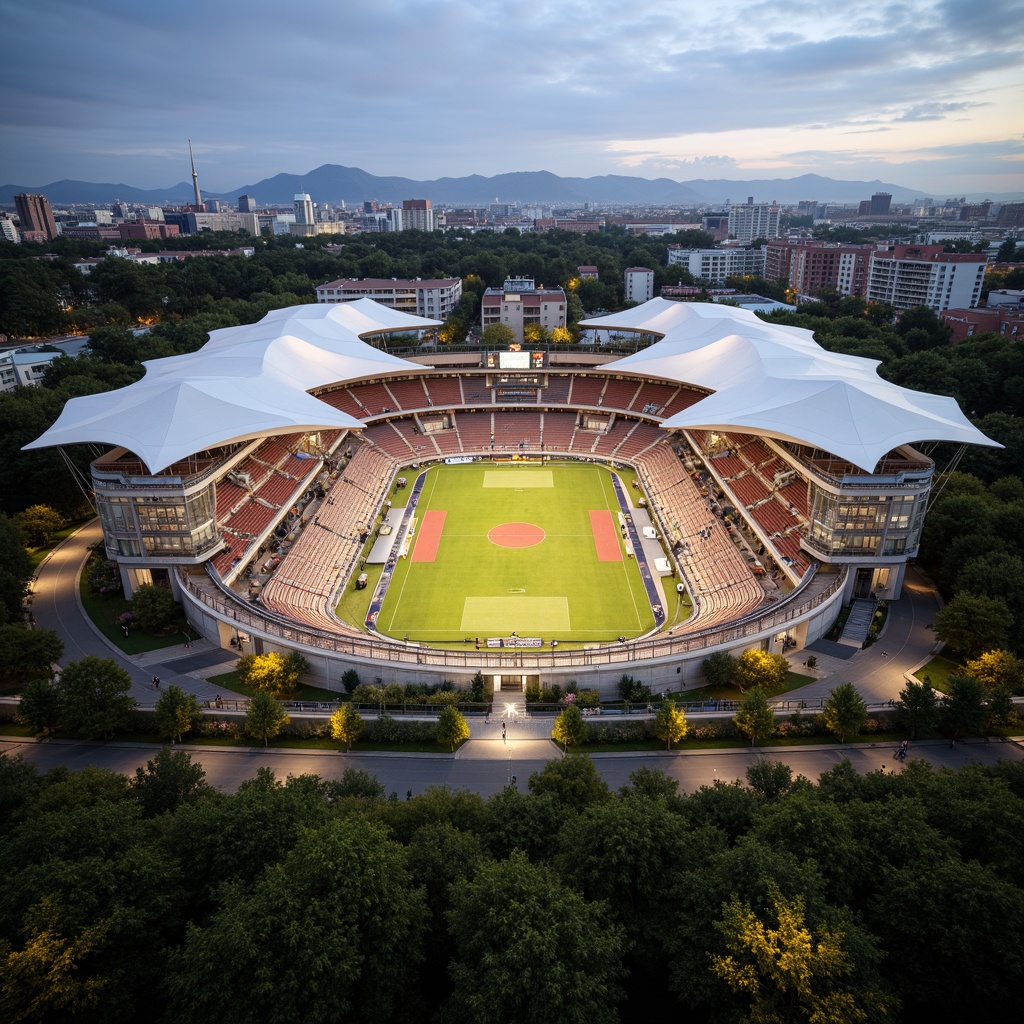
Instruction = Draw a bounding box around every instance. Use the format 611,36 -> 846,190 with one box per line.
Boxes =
374,462 -> 655,642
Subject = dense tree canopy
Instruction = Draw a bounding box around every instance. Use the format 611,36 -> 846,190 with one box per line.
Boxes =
1,751 -> 1023,1022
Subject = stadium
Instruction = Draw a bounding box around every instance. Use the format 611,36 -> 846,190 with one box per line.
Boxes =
27,298 -> 999,695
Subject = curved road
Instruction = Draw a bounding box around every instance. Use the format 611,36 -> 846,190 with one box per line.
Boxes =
14,523 -> 1021,794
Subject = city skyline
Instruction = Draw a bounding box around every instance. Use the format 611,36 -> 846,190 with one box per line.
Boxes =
1,0 -> 1022,197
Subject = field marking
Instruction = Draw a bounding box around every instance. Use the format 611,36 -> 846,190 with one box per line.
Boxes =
482,470 -> 554,488
588,509 -> 622,561
460,596 -> 570,633
412,510 -> 446,562
379,469 -> 441,632
598,470 -> 644,630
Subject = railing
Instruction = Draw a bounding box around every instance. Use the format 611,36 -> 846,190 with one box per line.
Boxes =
177,560 -> 846,670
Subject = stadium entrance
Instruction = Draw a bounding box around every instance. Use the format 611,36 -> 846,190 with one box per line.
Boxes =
493,675 -> 537,692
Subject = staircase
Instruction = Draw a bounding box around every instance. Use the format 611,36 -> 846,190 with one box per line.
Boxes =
839,598 -> 876,648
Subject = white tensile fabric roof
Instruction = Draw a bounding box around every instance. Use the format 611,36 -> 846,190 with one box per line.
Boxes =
24,300 -> 437,474
585,299 -> 1000,473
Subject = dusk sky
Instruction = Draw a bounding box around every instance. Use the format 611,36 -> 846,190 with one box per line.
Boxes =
2,0 -> 1022,196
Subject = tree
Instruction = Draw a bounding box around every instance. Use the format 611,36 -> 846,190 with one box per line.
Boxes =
934,592 -> 1012,659
746,759 -> 794,800
965,649 -> 1024,693
445,850 -> 627,1024
154,684 -> 202,743
942,674 -> 988,739
129,583 -> 178,632
236,650 -> 307,697
822,682 -> 868,744
435,704 -> 469,751
550,325 -> 572,344
481,322 -> 516,346
703,651 -> 737,688
734,687 -> 775,746
985,685 -> 1018,730
618,673 -> 652,703
16,504 -> 65,547
55,655 -> 135,739
132,745 -> 209,817
711,884 -> 892,1023
0,624 -> 63,686
734,649 -> 790,693
330,702 -> 364,751
340,667 -> 360,694
552,703 -> 588,752
16,677 -> 63,735
165,817 -> 428,1024
653,698 -> 688,750
527,754 -> 611,812
894,679 -> 939,739
0,513 -> 34,624
244,690 -> 289,747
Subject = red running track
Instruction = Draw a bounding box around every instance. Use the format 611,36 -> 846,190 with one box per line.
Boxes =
589,509 -> 622,562
412,510 -> 446,562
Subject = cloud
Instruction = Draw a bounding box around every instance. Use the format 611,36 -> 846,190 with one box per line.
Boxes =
0,0 -> 1021,196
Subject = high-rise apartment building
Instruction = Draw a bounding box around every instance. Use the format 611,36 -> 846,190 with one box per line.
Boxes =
14,193 -> 57,241
402,199 -> 434,232
866,244 -> 987,312
727,199 -> 780,242
237,195 -> 257,213
316,277 -> 462,319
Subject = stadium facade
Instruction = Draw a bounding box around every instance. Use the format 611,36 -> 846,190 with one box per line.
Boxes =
27,299 -> 999,693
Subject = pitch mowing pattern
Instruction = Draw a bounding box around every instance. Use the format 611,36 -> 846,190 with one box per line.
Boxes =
376,463 -> 655,642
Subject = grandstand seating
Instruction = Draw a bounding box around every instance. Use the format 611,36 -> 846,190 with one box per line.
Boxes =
386,377 -> 430,410
542,376 -> 572,403
629,381 -> 678,414
600,378 -> 642,410
422,376 -> 464,407
460,375 -> 493,404
540,411 -> 577,450
568,376 -> 606,407
493,411 -> 541,449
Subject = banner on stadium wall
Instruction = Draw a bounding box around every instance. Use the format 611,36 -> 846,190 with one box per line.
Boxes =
486,636 -> 543,648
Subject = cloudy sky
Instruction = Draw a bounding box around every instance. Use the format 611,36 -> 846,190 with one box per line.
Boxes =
2,0 -> 1022,195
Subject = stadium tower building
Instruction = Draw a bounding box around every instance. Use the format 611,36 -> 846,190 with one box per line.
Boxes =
27,299 -> 999,695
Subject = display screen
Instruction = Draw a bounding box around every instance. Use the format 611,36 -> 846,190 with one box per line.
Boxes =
499,351 -> 530,369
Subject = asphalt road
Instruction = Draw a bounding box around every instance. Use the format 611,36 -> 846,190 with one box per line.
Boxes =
4,733 -> 1021,797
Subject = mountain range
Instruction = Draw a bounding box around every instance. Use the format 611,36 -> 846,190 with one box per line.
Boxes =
2,166 -> 1017,208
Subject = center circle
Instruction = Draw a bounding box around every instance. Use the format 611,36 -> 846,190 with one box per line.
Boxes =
488,522 -> 546,548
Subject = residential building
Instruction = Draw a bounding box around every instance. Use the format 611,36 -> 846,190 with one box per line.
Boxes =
118,220 -> 181,241
866,244 -> 987,312
402,199 -> 434,232
940,306 -> 1024,342
624,267 -> 655,304
534,217 -> 605,234
577,266 -> 599,280
764,241 -> 873,297
315,277 -> 462,320
668,247 -> 766,285
14,193 -> 57,241
995,202 -> 1024,227
985,289 -> 1024,310
727,199 -> 780,242
480,277 -> 567,343
0,215 -> 19,243
0,348 -> 65,392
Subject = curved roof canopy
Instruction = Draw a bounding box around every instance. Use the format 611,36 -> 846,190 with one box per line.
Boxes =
584,299 -> 1000,473
25,300 -> 436,474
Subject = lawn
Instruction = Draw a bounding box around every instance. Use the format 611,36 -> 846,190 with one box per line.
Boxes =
78,575 -> 198,655
206,670 -> 346,703
372,462 -> 656,644
913,652 -> 964,694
